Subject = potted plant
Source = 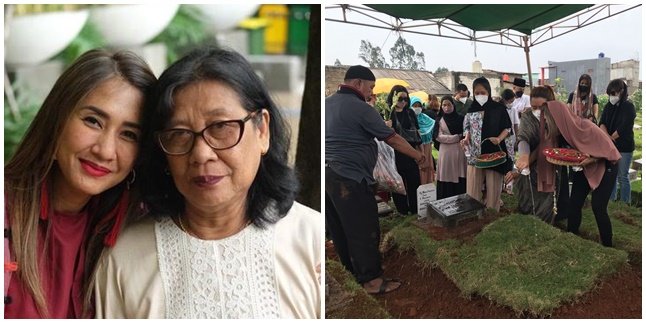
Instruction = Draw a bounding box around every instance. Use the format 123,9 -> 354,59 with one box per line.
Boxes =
5,4 -> 89,67
88,4 -> 179,47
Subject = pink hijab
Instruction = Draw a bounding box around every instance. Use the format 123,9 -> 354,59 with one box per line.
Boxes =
537,101 -> 620,192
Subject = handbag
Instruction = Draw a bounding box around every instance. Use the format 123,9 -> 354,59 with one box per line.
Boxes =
394,110 -> 422,146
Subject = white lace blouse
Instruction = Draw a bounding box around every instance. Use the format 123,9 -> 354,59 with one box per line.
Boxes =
94,202 -> 321,319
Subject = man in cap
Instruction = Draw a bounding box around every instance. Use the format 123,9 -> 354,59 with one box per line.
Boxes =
326,65 -> 429,294
506,77 -> 531,120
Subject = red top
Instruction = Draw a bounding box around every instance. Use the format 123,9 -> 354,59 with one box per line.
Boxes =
5,209 -> 89,318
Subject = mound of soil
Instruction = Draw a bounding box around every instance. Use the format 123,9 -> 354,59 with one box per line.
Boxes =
377,250 -> 641,318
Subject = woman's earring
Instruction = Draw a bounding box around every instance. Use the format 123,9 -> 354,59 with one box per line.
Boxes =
164,167 -> 171,175
126,169 -> 136,190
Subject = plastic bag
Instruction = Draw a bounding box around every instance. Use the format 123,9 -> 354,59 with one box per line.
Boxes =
373,139 -> 406,195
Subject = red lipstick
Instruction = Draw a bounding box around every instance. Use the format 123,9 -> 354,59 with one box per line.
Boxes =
80,159 -> 111,177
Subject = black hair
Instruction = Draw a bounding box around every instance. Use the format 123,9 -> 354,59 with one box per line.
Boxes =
139,47 -> 298,227
386,85 -> 410,109
456,83 -> 468,92
606,78 -> 629,103
472,77 -> 492,98
501,88 -> 515,101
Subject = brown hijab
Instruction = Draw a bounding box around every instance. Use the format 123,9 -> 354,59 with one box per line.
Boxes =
537,101 -> 620,192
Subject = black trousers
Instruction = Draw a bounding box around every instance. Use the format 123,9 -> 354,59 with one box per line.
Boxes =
392,151 -> 421,215
555,165 -> 571,222
325,167 -> 382,283
567,162 -> 618,247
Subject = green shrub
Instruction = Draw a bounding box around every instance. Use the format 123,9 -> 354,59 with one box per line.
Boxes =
151,5 -> 214,65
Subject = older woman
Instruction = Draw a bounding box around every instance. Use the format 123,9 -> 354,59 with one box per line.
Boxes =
93,47 -> 321,318
460,77 -> 513,211
433,96 -> 466,199
600,79 -> 636,203
509,86 -> 561,222
529,101 -> 620,246
4,50 -> 156,318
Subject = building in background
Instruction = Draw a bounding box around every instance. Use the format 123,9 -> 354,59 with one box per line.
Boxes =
547,54 -> 612,95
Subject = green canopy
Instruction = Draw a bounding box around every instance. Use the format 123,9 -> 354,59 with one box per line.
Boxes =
365,4 -> 592,35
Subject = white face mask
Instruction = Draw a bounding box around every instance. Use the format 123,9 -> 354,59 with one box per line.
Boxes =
413,107 -> 422,115
475,95 -> 488,106
505,103 -> 513,109
459,97 -> 467,104
532,109 -> 541,120
609,96 -> 620,105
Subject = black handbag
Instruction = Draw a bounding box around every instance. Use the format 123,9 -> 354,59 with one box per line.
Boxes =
394,110 -> 422,146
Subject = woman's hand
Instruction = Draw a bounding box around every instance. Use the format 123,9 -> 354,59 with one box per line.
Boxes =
488,137 -> 501,146
385,120 -> 392,128
504,171 -> 519,185
579,156 -> 597,167
515,154 -> 530,171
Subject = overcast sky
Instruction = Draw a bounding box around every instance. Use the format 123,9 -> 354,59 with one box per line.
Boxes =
325,4 -> 642,78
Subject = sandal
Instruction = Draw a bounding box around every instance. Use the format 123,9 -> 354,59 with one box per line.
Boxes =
366,278 -> 402,295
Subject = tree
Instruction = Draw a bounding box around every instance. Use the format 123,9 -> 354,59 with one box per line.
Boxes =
334,58 -> 342,66
295,4 -> 320,211
358,40 -> 389,68
435,66 -> 449,74
389,36 -> 425,70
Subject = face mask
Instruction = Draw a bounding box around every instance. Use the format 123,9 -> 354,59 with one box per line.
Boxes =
609,96 -> 620,105
459,97 -> 467,104
475,95 -> 488,106
413,107 -> 422,115
578,84 -> 589,92
505,103 -> 513,109
515,91 -> 523,98
532,109 -> 541,120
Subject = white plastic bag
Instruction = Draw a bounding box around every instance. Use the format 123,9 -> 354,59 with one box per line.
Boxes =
373,139 -> 406,195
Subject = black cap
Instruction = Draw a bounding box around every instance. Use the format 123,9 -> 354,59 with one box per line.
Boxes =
504,77 -> 527,88
344,65 -> 376,81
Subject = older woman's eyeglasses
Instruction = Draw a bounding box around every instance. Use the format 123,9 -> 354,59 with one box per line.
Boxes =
156,110 -> 260,155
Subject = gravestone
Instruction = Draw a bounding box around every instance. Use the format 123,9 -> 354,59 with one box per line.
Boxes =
422,193 -> 485,227
416,183 -> 437,216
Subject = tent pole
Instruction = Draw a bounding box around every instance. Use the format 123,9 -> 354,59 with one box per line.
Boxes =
523,36 -> 533,89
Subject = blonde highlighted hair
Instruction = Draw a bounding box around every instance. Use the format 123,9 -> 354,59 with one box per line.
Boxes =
4,49 -> 155,317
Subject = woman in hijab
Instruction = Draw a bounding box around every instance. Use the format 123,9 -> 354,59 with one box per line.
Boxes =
567,74 -> 599,123
460,77 -> 513,211
523,100 -> 620,246
509,86 -> 562,222
433,96 -> 466,199
411,96 -> 435,185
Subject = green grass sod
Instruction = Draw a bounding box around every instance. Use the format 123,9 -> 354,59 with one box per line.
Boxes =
325,260 -> 391,319
387,215 -> 628,317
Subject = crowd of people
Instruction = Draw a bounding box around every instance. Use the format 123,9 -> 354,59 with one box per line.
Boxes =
325,65 -> 637,295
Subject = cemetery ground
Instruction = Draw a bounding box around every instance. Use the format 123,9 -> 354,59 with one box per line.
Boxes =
325,192 -> 642,318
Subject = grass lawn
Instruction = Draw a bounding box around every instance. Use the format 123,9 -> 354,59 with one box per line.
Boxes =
568,202 -> 641,263
325,260 -> 391,319
388,215 -> 629,316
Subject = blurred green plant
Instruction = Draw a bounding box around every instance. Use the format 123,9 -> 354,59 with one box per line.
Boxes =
630,88 -> 641,112
151,5 -> 215,65
373,93 -> 390,120
553,77 -> 569,103
4,83 -> 42,162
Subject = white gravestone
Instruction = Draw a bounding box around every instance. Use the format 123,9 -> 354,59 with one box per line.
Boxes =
417,183 -> 437,217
